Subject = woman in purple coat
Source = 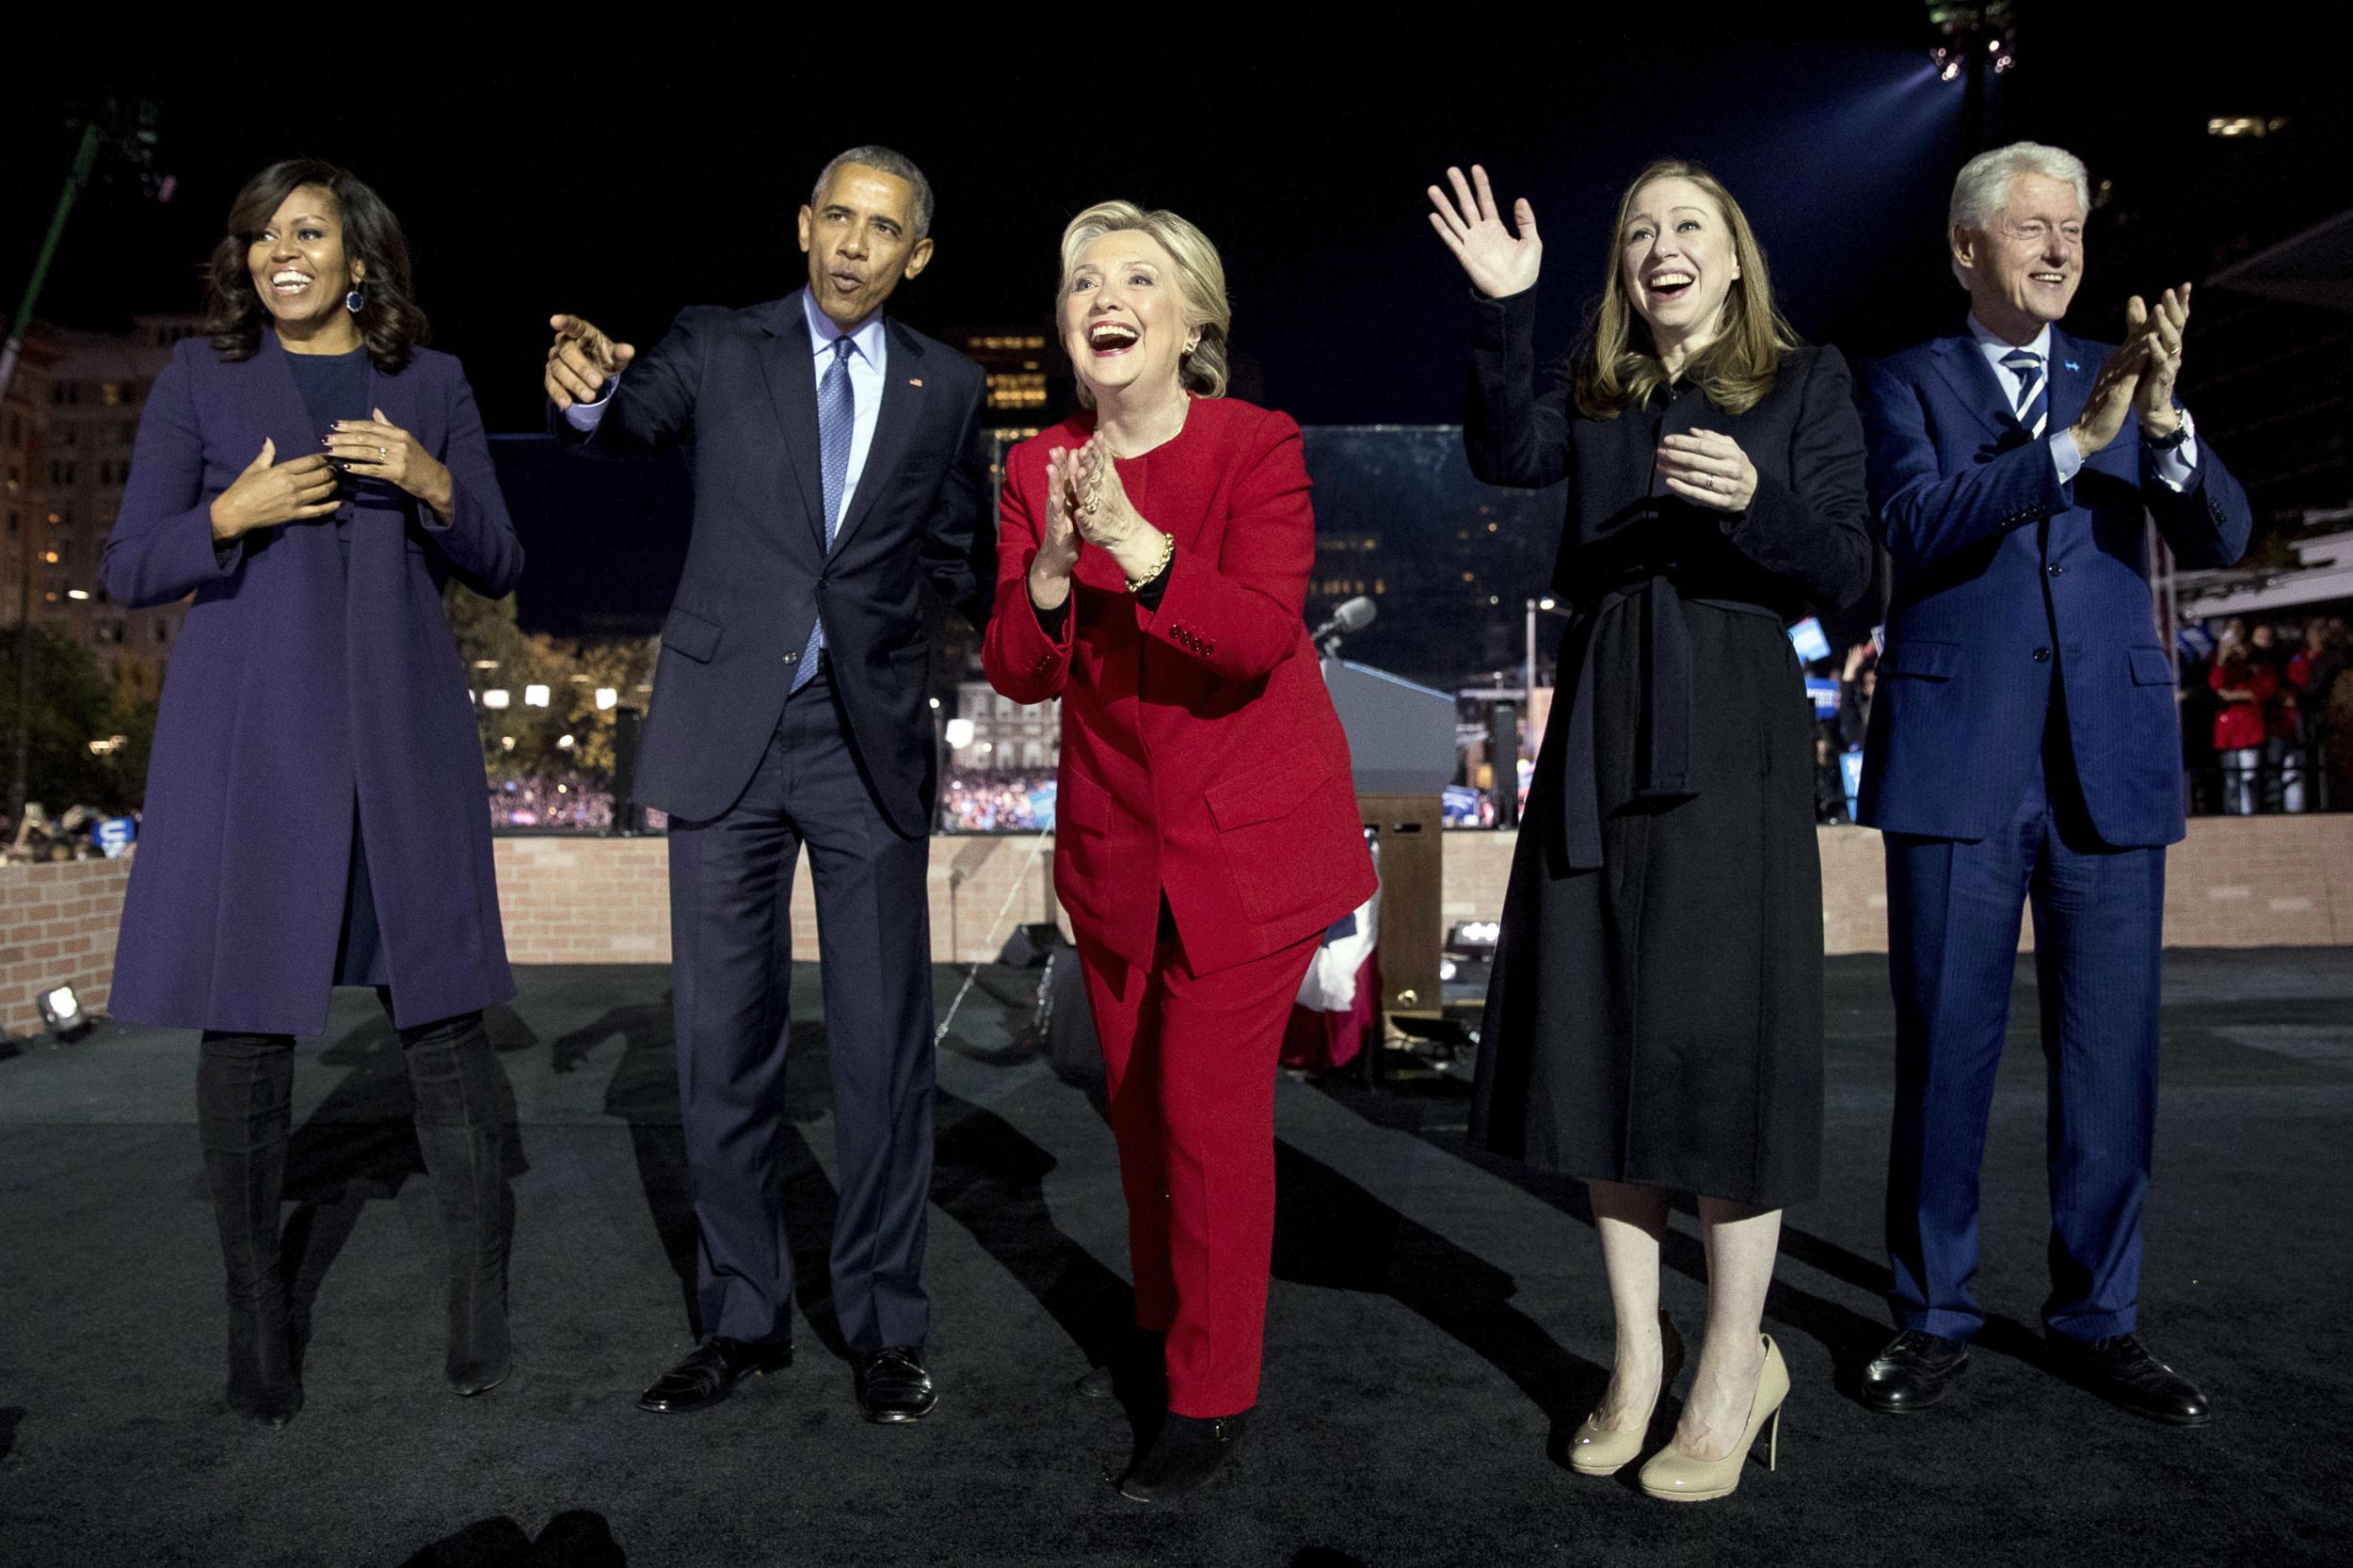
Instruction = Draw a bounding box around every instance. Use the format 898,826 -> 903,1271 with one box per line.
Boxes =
102,161 -> 522,1427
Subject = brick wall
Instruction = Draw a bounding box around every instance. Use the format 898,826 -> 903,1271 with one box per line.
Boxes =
1444,820 -> 2353,953
0,859 -> 133,1035
10,817 -> 2347,1033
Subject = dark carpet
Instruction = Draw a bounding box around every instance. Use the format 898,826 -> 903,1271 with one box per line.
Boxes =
0,950 -> 2346,1567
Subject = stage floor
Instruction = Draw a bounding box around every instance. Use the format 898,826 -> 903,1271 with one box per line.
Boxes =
2,952 -> 2347,1567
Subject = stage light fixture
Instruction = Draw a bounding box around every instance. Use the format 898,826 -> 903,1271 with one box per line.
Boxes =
482,688 -> 510,710
556,734 -> 575,750
944,718 -> 975,748
523,685 -> 551,708
595,687 -> 618,711
38,984 -> 92,1041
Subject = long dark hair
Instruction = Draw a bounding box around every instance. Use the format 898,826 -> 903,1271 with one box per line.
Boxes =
204,159 -> 428,372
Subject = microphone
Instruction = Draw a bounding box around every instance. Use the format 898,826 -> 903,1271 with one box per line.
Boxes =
1310,596 -> 1377,645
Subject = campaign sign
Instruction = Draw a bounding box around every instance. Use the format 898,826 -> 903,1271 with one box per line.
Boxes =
1786,616 -> 1833,664
95,817 -> 136,858
1806,677 -> 1841,717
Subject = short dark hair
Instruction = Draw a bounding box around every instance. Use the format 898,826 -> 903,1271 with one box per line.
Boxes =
809,146 -> 935,241
204,159 -> 428,372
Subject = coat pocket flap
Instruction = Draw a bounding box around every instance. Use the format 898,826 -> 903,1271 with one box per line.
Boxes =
2127,646 -> 2174,685
662,606 -> 722,663
1881,640 -> 1962,680
1207,753 -> 1339,830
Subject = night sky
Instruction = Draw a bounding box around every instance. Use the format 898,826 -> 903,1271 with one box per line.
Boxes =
8,8 -> 2346,630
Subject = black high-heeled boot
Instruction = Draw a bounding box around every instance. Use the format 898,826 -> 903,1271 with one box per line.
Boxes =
403,1012 -> 511,1396
196,1032 -> 303,1428
1116,1410 -> 1247,1502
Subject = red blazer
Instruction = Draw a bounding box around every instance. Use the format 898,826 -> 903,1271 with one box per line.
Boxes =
984,397 -> 1376,974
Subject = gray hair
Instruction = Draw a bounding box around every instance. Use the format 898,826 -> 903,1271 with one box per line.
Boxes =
809,145 -> 935,241
1947,140 -> 2090,286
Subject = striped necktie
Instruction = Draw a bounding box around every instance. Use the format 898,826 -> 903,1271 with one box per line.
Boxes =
792,334 -> 856,694
2000,347 -> 2047,439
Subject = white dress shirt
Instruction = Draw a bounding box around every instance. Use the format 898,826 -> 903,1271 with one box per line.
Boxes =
1965,314 -> 2196,492
565,287 -> 890,524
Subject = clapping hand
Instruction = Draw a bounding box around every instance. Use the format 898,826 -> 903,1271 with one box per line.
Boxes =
1427,164 -> 1543,299
2068,333 -> 2151,457
1657,429 -> 1758,513
544,313 -> 636,410
207,438 -> 340,542
1029,446 -> 1084,611
2125,283 -> 2190,435
326,408 -> 454,516
1070,435 -> 1168,584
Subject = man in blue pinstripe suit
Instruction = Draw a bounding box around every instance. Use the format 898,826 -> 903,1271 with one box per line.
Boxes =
1855,142 -> 2251,1424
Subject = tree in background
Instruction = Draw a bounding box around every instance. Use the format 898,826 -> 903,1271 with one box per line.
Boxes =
0,629 -> 153,816
441,582 -> 655,785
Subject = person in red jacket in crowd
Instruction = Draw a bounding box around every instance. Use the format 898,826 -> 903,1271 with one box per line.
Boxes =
2210,620 -> 2275,814
983,200 -> 1376,1503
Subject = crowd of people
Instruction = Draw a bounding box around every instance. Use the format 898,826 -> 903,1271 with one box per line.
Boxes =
487,775 -> 615,832
2183,615 -> 2350,814
937,772 -> 1057,832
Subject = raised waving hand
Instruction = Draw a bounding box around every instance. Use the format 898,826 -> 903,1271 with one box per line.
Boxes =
1427,164 -> 1543,299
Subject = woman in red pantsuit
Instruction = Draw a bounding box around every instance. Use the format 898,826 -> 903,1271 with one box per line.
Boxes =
983,200 -> 1375,1502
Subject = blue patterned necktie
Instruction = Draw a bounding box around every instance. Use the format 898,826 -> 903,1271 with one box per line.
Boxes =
792,334 -> 856,693
2000,347 -> 2047,439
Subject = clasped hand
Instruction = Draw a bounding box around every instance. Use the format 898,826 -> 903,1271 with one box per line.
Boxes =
1028,435 -> 1164,608
1657,429 -> 1757,513
2073,281 -> 2193,456
325,408 -> 452,515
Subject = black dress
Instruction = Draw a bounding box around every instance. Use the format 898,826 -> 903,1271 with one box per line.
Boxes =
1465,289 -> 1872,1208
284,346 -> 390,990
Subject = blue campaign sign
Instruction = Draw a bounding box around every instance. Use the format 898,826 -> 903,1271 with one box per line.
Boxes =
1806,678 -> 1841,717
1786,616 -> 1833,664
95,817 -> 136,858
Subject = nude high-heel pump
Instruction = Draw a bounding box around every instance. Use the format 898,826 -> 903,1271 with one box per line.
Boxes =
1637,1333 -> 1788,1502
1566,1312 -> 1684,1476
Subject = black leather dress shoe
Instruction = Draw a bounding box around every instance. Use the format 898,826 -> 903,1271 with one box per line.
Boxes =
856,1346 -> 937,1423
1860,1329 -> 1970,1413
2048,1333 -> 2211,1425
636,1336 -> 792,1415
1117,1412 -> 1246,1502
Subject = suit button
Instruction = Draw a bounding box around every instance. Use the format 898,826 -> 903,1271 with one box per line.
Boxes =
2047,564 -> 2066,577
2032,647 -> 2051,663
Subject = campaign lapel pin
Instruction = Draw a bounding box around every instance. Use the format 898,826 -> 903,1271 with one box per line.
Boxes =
2065,360 -> 2081,373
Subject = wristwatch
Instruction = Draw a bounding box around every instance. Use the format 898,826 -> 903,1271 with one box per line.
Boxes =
2147,405 -> 2196,453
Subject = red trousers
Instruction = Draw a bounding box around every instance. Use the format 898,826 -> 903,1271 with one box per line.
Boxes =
1078,921 -> 1321,1417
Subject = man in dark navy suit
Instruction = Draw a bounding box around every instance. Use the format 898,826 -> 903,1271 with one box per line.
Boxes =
1856,141 -> 2250,1424
542,147 -> 991,1423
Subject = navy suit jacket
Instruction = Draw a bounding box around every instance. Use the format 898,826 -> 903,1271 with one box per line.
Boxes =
555,296 -> 993,833
1857,323 -> 2251,847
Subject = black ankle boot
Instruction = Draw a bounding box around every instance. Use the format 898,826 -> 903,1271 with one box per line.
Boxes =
1116,1411 -> 1247,1502
197,1032 -> 303,1428
403,1013 -> 511,1396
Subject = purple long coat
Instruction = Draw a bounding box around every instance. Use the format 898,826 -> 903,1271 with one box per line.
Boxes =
101,333 -> 520,1035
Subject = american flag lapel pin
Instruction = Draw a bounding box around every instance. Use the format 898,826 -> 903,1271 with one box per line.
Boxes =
2065,360 -> 2081,373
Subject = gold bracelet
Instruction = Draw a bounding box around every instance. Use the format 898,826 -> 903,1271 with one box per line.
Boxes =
1125,532 -> 1175,594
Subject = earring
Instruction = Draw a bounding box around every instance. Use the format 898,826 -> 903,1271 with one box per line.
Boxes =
344,282 -> 365,314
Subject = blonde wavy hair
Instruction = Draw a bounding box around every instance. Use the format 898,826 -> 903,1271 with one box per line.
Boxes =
1573,159 -> 1797,420
1056,200 -> 1231,408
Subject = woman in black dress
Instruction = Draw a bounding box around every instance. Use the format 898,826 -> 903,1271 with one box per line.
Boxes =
1427,160 -> 1870,1500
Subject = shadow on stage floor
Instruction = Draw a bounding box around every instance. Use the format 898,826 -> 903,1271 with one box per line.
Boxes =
1,950 -> 2347,1567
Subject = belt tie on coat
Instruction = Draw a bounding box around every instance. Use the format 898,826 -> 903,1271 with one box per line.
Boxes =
1555,568 -> 1784,872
